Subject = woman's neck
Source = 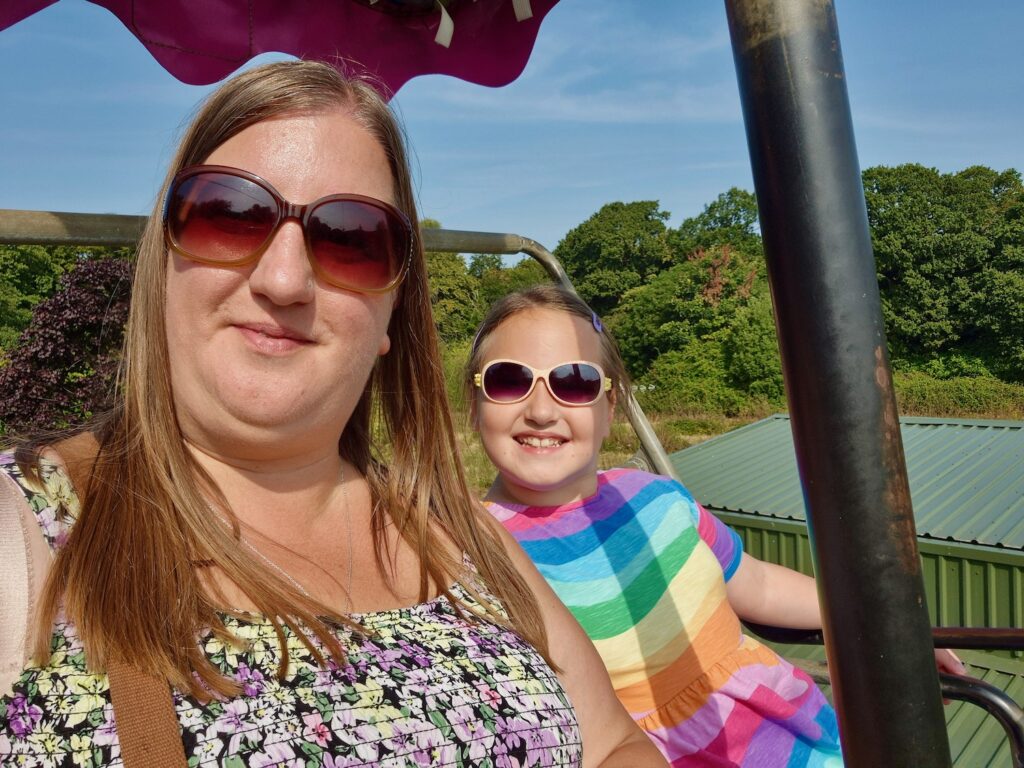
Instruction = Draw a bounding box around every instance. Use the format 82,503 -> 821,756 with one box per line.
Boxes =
185,438 -> 349,532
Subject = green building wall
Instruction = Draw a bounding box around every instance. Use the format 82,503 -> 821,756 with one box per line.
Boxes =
715,509 -> 1024,659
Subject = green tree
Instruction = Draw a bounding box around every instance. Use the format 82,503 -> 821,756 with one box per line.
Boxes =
864,163 -> 1024,378
974,268 -> 1024,379
0,245 -> 85,349
468,253 -> 502,281
635,337 -> 747,416
472,255 -> 547,312
670,188 -> 762,259
722,293 -> 784,401
609,244 -> 766,374
423,220 -> 480,342
554,201 -> 672,315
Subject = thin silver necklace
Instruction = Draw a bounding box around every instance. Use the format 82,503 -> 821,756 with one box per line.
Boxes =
215,463 -> 354,612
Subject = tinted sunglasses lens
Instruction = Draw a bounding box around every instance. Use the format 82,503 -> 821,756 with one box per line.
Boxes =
549,363 -> 603,404
308,200 -> 406,291
482,362 -> 534,402
168,173 -> 277,262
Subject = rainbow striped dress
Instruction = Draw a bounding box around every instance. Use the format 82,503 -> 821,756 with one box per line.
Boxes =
486,468 -> 843,767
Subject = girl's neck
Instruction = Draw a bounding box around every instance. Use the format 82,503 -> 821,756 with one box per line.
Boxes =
485,473 -> 600,509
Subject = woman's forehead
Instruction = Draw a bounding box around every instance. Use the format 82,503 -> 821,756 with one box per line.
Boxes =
203,111 -> 395,205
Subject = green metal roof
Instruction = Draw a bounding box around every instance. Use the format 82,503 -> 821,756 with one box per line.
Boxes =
670,414 -> 1024,551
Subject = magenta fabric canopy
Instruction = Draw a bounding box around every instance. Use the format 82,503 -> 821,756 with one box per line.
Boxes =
0,0 -> 560,96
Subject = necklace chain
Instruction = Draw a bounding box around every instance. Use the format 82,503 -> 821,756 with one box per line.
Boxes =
214,463 -> 353,611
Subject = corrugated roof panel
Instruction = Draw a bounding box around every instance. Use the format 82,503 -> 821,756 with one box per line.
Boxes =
672,415 -> 1024,550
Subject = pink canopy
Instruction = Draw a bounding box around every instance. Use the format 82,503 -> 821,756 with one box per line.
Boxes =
0,0 -> 560,96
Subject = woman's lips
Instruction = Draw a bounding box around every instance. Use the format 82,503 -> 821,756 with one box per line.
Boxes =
236,322 -> 313,353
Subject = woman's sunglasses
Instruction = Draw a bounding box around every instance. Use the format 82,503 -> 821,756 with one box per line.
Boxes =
163,164 -> 413,294
475,360 -> 612,407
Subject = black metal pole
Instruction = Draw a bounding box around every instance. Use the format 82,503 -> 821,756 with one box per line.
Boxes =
723,1 -> 951,764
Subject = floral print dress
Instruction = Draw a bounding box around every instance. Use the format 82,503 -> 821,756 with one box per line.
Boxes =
0,456 -> 582,767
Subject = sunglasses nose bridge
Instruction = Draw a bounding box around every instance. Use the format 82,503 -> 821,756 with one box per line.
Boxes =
526,372 -> 559,405
279,200 -> 307,224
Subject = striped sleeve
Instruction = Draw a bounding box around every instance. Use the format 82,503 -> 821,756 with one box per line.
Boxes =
695,502 -> 743,580
667,477 -> 744,580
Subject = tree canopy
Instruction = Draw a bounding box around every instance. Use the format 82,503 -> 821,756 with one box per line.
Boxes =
0,256 -> 131,432
0,245 -> 84,349
865,163 -> 1024,380
553,201 -> 672,316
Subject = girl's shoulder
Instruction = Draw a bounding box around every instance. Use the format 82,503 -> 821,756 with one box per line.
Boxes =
597,467 -> 696,501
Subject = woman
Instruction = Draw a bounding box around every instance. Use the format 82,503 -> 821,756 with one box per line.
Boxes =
0,61 -> 664,767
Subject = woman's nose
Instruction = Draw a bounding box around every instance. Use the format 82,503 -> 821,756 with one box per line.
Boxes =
248,220 -> 316,305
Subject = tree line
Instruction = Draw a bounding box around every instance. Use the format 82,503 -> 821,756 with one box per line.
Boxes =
1,163 -> 1022,431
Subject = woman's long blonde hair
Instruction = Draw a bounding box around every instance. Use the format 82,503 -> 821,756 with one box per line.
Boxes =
29,60 -> 548,698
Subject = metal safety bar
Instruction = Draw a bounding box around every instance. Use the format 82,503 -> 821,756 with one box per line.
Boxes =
745,623 -> 1024,653
940,673 -> 1024,768
0,208 -> 678,481
725,1 -> 950,762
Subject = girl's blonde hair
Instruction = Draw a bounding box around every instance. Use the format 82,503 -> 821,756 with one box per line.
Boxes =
30,60 -> 548,698
465,283 -> 633,411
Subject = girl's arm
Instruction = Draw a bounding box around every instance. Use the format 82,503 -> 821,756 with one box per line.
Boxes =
726,553 -> 968,679
479,509 -> 668,768
725,553 -> 822,629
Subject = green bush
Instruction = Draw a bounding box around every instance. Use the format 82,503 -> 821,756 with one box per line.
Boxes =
894,371 -> 1024,418
723,293 -> 785,401
440,338 -> 473,413
665,416 -> 733,436
636,340 -> 749,416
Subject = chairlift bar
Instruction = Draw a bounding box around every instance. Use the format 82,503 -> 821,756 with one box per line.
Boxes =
940,674 -> 1024,768
725,1 -> 951,764
0,208 -> 678,482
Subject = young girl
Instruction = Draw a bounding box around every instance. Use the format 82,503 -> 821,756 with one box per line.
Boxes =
463,283 -> 842,767
466,284 -> 964,767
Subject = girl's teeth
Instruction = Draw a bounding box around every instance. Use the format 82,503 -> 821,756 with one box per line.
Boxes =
519,436 -> 563,448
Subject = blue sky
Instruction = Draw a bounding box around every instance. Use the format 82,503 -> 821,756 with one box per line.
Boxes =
1,0 -> 1022,253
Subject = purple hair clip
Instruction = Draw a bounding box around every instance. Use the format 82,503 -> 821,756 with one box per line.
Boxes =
592,312 -> 604,333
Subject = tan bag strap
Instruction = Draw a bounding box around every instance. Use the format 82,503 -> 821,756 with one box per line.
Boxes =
53,432 -> 189,768
106,660 -> 188,767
